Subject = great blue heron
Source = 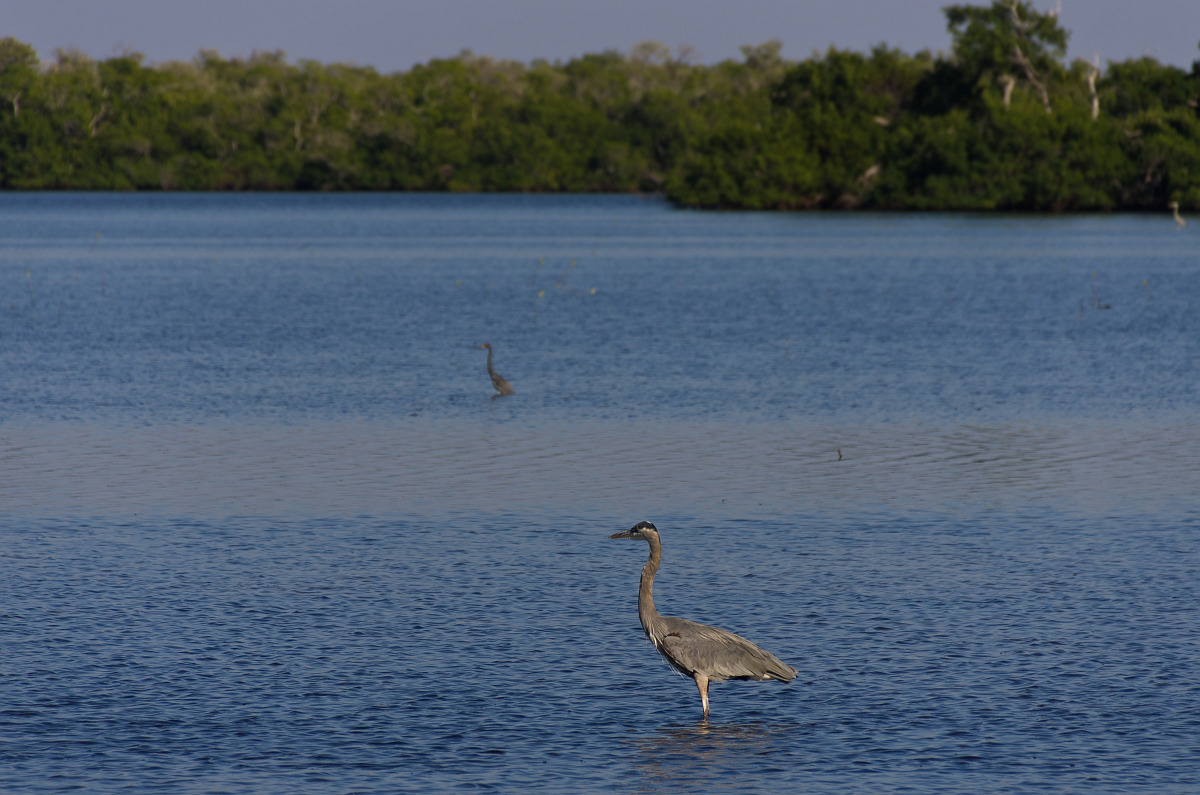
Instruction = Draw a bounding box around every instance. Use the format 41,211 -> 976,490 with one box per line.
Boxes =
609,521 -> 797,717
1170,201 -> 1187,228
476,343 -> 514,396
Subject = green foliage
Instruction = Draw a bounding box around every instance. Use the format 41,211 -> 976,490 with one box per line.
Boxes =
877,100 -> 1132,210
0,1 -> 1199,210
1121,109 -> 1200,208
769,46 -> 930,206
1101,58 -> 1196,117
664,89 -> 820,209
943,0 -> 1067,102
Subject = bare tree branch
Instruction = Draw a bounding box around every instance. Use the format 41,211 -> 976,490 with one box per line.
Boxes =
1079,54 -> 1101,120
999,74 -> 1015,109
1007,1 -> 1052,113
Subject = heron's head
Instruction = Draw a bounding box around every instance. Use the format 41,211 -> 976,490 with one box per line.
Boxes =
610,521 -> 658,541
476,343 -> 492,351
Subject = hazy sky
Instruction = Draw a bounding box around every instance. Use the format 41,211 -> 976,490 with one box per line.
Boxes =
5,0 -> 1199,72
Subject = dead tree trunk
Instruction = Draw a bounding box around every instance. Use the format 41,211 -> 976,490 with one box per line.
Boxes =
1007,0 -> 1052,114
999,75 -> 1016,109
1086,56 -> 1100,120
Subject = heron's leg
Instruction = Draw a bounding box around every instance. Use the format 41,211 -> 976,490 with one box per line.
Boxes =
694,673 -> 710,717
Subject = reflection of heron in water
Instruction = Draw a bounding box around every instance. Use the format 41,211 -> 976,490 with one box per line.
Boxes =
610,521 -> 797,717
627,721 -> 800,788
1170,201 -> 1187,228
476,343 -> 514,396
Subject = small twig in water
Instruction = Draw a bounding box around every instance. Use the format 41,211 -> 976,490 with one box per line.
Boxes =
533,289 -> 545,323
1090,271 -> 1110,309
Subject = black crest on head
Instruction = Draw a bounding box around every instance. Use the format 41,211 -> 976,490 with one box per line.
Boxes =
633,521 -> 657,532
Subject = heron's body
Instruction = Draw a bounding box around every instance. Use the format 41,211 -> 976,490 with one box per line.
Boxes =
476,343 -> 514,396
610,521 -> 797,717
1171,201 -> 1187,228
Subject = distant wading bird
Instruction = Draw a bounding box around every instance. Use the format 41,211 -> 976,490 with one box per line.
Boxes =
1170,201 -> 1187,228
609,521 -> 797,717
476,343 -> 515,397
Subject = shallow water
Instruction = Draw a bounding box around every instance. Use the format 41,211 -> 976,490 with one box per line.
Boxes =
2,194 -> 1198,793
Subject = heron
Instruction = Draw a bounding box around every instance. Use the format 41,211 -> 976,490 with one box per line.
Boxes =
609,521 -> 798,717
476,343 -> 514,396
1170,201 -> 1187,228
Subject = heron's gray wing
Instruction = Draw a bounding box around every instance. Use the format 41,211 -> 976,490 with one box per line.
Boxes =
660,618 -> 797,682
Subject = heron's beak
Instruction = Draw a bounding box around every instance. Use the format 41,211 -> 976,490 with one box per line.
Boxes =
609,530 -> 634,539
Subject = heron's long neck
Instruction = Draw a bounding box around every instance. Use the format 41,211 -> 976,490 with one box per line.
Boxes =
486,348 -> 497,378
638,536 -> 667,640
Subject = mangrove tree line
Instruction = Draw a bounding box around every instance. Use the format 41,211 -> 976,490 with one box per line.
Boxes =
1,0 -> 1198,210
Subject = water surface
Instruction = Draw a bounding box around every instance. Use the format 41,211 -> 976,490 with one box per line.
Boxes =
2,194 -> 1198,792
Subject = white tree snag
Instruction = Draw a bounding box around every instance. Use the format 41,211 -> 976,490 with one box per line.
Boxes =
1011,43 -> 1052,113
1007,0 -> 1052,114
1086,55 -> 1100,120
999,74 -> 1016,109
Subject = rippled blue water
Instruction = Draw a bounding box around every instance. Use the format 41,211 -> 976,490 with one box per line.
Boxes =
2,194 -> 1198,793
